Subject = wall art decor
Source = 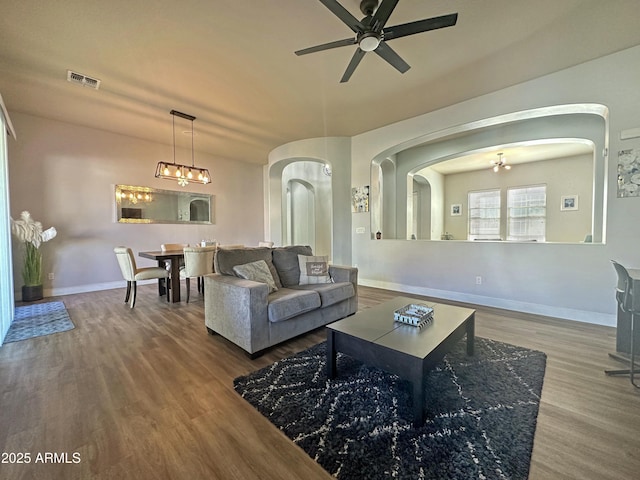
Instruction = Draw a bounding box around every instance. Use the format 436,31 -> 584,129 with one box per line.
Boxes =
352,185 -> 369,212
450,204 -> 462,216
561,195 -> 579,211
617,148 -> 640,197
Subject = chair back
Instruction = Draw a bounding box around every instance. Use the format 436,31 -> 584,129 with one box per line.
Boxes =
161,243 -> 189,251
612,260 -> 633,312
182,246 -> 216,278
258,241 -> 274,247
114,247 -> 137,281
218,244 -> 244,250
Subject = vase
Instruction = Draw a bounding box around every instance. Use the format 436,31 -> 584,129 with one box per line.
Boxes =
22,285 -> 43,302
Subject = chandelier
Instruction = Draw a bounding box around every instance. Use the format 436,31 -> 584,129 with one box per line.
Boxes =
155,110 -> 211,186
491,152 -> 511,172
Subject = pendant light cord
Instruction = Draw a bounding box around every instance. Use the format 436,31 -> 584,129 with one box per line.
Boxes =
172,114 -> 176,165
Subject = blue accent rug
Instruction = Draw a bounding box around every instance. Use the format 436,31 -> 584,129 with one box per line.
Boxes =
235,338 -> 546,480
5,301 -> 75,343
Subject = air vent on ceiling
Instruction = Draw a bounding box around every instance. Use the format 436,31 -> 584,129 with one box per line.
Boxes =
66,70 -> 101,90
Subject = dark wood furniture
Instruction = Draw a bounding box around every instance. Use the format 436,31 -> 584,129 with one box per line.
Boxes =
607,262 -> 640,387
326,296 -> 475,427
138,250 -> 184,303
615,268 -> 640,355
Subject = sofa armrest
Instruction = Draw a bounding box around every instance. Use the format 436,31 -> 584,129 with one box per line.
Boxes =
204,273 -> 271,354
329,264 -> 358,286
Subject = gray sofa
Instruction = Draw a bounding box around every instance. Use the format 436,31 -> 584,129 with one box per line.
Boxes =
204,245 -> 358,357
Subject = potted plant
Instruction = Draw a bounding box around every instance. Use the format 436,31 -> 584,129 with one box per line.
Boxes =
10,211 -> 57,302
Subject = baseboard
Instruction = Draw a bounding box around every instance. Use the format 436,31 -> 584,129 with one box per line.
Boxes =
15,279 -> 158,299
359,278 -> 616,327
20,278 -> 617,327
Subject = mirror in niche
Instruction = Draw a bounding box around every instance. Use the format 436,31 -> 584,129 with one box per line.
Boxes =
370,104 -> 608,244
115,185 -> 213,224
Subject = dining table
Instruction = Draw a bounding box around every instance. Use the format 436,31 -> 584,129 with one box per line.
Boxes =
138,250 -> 184,303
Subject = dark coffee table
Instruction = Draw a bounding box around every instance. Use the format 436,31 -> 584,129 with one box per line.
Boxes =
326,296 -> 475,426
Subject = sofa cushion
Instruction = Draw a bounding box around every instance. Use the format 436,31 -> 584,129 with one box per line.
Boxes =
298,255 -> 332,284
272,245 -> 313,287
215,247 -> 282,288
233,260 -> 278,293
291,282 -> 355,308
267,288 -> 321,323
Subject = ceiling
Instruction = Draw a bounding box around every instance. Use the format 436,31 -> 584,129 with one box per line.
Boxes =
1,0 -> 639,165
426,140 -> 594,175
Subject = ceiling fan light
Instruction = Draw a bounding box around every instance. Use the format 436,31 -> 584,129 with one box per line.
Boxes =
359,34 -> 380,52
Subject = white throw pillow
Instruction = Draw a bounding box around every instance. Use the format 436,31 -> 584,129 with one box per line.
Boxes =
233,260 -> 278,293
298,255 -> 332,285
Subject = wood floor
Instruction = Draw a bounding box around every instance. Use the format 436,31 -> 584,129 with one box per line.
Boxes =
0,284 -> 639,479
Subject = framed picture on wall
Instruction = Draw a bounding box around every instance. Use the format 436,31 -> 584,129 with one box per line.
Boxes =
561,195 -> 579,211
352,185 -> 369,213
450,204 -> 462,216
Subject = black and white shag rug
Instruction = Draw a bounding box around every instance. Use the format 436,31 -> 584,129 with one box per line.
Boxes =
234,337 -> 546,480
5,301 -> 74,343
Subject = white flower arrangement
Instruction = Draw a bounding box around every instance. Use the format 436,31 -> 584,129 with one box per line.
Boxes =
10,211 -> 57,286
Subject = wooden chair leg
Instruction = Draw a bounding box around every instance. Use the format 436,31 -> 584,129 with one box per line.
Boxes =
186,278 -> 191,303
124,281 -> 131,303
166,277 -> 171,303
130,281 -> 137,309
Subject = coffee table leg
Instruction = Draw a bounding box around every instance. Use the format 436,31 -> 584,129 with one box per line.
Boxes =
467,313 -> 475,356
327,330 -> 337,379
412,367 -> 425,427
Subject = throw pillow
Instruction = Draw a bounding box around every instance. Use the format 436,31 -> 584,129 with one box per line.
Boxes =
215,247 -> 282,288
298,255 -> 332,285
233,260 -> 278,293
272,245 -> 313,287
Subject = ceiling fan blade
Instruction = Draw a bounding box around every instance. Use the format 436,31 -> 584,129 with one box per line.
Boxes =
374,41 -> 410,73
370,0 -> 399,32
384,13 -> 458,41
318,0 -> 365,33
340,48 -> 367,83
295,37 -> 357,56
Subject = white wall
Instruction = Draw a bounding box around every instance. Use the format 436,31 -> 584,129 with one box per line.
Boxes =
276,45 -> 640,326
0,95 -> 15,343
8,113 -> 265,297
441,154 -> 593,242
350,45 -> 640,326
267,137 -> 352,266
281,161 -> 332,257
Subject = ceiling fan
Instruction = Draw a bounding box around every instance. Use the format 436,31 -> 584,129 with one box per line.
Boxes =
295,0 -> 458,83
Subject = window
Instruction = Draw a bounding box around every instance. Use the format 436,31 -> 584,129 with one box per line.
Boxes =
468,189 -> 501,240
507,185 -> 546,241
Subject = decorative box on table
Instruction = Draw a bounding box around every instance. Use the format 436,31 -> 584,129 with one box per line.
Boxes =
394,304 -> 434,328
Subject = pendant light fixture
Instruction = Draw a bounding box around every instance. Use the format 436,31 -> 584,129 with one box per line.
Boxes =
491,152 -> 511,172
155,110 -> 211,186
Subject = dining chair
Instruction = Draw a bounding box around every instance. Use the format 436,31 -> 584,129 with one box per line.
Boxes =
161,243 -> 189,251
605,260 -> 640,388
114,247 -> 170,308
160,243 -> 189,271
180,246 -> 216,302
